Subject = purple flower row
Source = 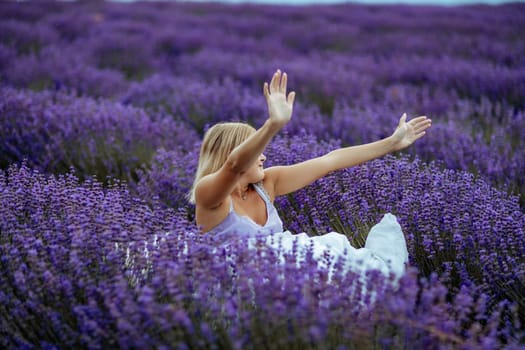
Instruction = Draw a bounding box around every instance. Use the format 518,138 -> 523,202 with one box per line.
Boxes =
124,74 -> 525,202
0,86 -> 199,182
2,1 -> 524,105
3,78 -> 523,206
134,131 -> 525,331
267,136 -> 524,303
0,164 -> 522,348
1,1 -> 524,200
0,1 -> 524,347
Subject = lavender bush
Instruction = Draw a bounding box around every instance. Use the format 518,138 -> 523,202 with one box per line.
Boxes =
1,0 -> 525,348
328,100 -> 525,197
122,74 -> 324,134
0,86 -> 199,182
265,135 -> 524,324
5,45 -> 129,97
0,164 -> 196,348
0,164 -> 522,348
2,0 -> 522,200
121,75 -> 269,133
133,146 -> 199,216
133,131 -> 524,333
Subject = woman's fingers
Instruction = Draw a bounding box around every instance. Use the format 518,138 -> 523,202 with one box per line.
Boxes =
408,115 -> 428,124
265,69 -> 294,107
414,122 -> 431,133
280,72 -> 287,92
267,69 -> 291,94
414,119 -> 432,132
406,116 -> 431,130
407,116 -> 431,142
399,112 -> 407,126
263,82 -> 270,100
412,117 -> 429,125
270,69 -> 281,93
413,131 -> 426,141
287,91 -> 296,105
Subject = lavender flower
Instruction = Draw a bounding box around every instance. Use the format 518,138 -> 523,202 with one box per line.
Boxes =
0,86 -> 199,182
1,1 -> 524,347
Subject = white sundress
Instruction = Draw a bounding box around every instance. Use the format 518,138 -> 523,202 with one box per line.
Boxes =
208,182 -> 409,283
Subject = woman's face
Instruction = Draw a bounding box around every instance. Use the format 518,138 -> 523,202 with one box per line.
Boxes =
243,153 -> 266,183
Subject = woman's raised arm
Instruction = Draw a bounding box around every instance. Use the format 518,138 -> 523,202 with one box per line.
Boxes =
195,70 -> 295,209
265,113 -> 431,198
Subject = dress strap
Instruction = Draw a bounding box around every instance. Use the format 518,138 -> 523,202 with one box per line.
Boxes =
253,182 -> 272,204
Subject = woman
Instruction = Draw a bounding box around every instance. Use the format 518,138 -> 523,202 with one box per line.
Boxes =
189,69 -> 432,280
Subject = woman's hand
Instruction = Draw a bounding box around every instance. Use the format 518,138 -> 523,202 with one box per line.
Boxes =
391,113 -> 432,151
264,69 -> 296,127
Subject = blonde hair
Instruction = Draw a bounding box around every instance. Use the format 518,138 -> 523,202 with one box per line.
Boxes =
188,122 -> 256,204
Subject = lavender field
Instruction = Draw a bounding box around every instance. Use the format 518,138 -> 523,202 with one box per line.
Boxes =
1,0 -> 524,348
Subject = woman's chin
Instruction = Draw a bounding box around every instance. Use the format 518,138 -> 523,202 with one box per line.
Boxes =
244,168 -> 265,184
253,172 -> 265,183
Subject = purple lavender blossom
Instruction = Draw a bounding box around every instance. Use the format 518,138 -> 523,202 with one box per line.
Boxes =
0,86 -> 199,182
0,163 -> 521,348
1,1 -> 524,347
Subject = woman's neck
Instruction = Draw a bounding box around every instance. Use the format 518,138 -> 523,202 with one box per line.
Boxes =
234,183 -> 251,201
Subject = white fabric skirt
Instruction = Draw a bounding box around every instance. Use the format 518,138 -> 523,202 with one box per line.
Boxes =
259,213 -> 409,282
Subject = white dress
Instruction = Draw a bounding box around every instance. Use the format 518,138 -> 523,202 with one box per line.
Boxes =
262,213 -> 409,283
209,183 -> 409,284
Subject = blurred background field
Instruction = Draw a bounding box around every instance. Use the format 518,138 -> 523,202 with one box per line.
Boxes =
0,0 -> 524,348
